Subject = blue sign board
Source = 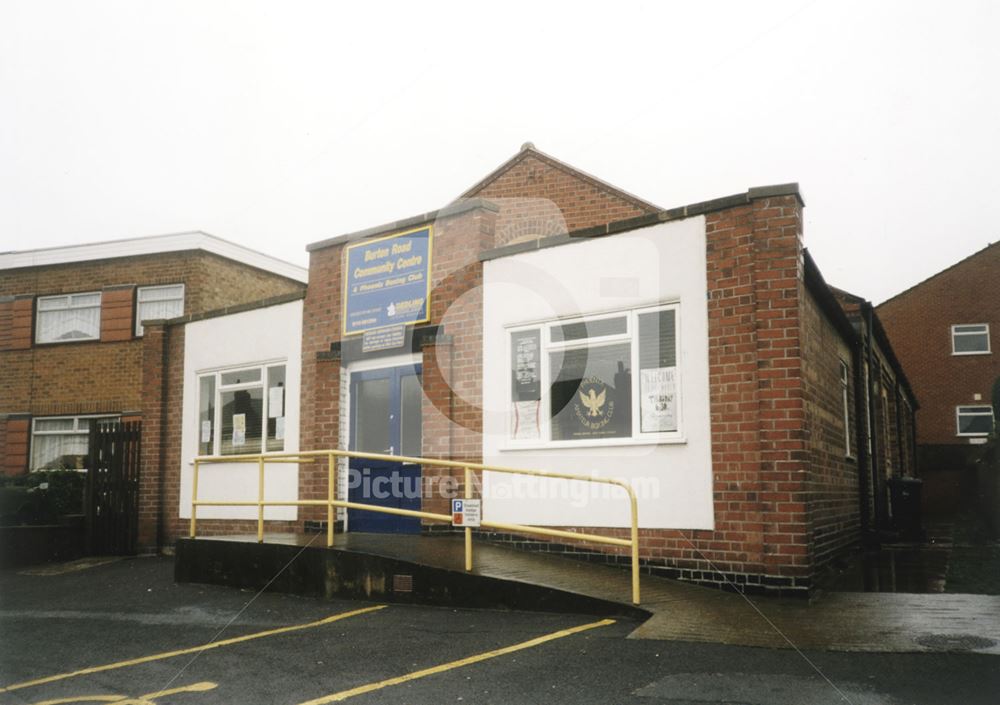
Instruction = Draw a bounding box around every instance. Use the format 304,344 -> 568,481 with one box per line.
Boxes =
343,226 -> 433,335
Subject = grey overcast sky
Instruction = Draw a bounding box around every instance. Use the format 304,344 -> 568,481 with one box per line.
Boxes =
1,0 -> 997,304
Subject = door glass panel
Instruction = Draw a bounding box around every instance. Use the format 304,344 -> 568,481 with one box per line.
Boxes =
355,378 -> 391,453
400,374 -> 422,457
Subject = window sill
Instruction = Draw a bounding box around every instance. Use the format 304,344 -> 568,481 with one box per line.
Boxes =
498,435 -> 687,452
951,351 -> 991,356
189,450 -> 289,464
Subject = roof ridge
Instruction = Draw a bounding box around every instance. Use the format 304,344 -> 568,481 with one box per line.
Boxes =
456,143 -> 662,212
877,240 -> 999,308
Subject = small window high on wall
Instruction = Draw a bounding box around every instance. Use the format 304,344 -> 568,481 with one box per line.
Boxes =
136,284 -> 185,336
507,303 -> 681,447
956,405 -> 994,437
951,324 -> 990,355
197,363 -> 287,456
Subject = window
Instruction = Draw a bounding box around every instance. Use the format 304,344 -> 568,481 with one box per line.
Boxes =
951,324 -> 990,355
507,304 -> 680,446
840,360 -> 852,457
956,406 -> 994,437
198,363 -> 287,455
136,284 -> 185,336
31,415 -> 118,471
36,292 -> 101,343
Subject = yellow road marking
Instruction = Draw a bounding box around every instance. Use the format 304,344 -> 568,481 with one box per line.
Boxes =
1,606 -> 386,695
31,680 -> 217,705
298,618 -> 616,704
19,558 -> 123,577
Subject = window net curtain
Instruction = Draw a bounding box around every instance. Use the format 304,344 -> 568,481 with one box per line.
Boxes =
138,299 -> 183,324
37,307 -> 100,342
32,434 -> 89,471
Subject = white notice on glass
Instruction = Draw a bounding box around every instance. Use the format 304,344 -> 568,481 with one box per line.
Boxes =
512,400 -> 541,441
232,413 -> 246,446
275,416 -> 285,440
200,420 -> 212,444
268,387 -> 284,418
640,367 -> 677,433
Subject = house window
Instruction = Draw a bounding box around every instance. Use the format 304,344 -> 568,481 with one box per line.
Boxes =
30,415 -> 118,471
951,324 -> 990,355
136,284 -> 185,336
36,292 -> 101,343
198,363 -> 287,455
840,360 -> 852,457
956,405 -> 994,437
507,304 -> 680,446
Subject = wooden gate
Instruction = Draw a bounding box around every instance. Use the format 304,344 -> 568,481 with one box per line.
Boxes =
86,421 -> 141,555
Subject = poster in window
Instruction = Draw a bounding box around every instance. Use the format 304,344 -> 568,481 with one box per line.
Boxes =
511,400 -> 540,441
511,330 -> 541,402
640,367 -> 677,433
275,416 -> 285,441
200,420 -> 212,444
268,386 -> 284,418
232,413 -> 246,446
551,346 -> 632,440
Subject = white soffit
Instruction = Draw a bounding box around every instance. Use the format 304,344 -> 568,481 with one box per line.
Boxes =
0,231 -> 307,283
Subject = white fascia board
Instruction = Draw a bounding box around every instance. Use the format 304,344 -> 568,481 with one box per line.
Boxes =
0,231 -> 308,283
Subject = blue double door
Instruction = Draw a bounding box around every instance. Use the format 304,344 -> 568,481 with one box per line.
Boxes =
347,364 -> 423,534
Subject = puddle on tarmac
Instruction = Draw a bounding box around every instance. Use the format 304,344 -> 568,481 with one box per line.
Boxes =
821,547 -> 950,593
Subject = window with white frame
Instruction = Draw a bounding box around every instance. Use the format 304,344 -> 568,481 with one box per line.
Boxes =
951,324 -> 990,355
840,360 -> 852,457
956,405 -> 994,437
136,284 -> 185,336
30,415 -> 118,471
36,292 -> 102,343
198,363 -> 287,455
507,304 -> 680,445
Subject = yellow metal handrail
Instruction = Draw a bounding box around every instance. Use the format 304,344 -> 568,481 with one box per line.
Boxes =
190,449 -> 641,604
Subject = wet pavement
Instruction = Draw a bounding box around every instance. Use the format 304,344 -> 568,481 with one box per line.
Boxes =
821,514 -> 1000,595
3,556 -> 1000,705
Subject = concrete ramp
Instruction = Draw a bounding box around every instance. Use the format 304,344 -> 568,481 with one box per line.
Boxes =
174,533 -> 648,620
175,532 -> 1000,655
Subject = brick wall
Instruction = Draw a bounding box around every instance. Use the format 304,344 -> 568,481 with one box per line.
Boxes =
466,150 -> 655,248
701,195 -> 812,589
138,321 -> 168,549
877,243 -> 1000,447
191,252 -> 305,313
800,287 -> 859,568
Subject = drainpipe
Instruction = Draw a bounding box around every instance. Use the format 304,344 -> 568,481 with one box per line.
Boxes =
864,304 -> 885,535
893,379 -> 913,477
853,335 -> 871,538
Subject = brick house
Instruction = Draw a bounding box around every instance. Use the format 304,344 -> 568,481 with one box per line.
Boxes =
0,231 -> 307,484
877,242 -> 1000,515
276,144 -> 913,594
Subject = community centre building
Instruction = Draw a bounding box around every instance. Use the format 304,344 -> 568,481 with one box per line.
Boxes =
134,145 -> 916,595
2,146 -> 920,594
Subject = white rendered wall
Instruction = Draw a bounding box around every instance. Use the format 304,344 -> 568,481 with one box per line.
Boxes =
178,301 -> 302,521
481,217 -> 713,530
